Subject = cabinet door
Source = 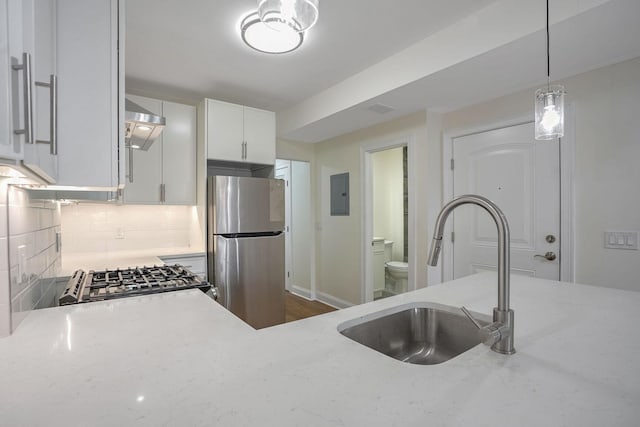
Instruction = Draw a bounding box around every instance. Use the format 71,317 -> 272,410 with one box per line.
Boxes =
0,0 -> 25,160
162,101 -> 196,205
244,106 -> 275,165
56,0 -> 122,188
22,0 -> 57,182
123,95 -> 163,204
206,99 -> 243,162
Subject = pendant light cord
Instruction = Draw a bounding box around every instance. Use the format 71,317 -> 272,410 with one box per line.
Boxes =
546,0 -> 550,88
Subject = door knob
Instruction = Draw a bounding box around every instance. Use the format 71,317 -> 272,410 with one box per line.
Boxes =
534,251 -> 556,261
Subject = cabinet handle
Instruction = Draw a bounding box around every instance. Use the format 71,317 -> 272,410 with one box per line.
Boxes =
12,52 -> 34,143
241,141 -> 245,160
128,145 -> 134,183
35,74 -> 58,155
244,141 -> 248,160
160,183 -> 166,203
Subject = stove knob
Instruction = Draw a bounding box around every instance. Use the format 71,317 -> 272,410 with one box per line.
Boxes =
209,286 -> 219,301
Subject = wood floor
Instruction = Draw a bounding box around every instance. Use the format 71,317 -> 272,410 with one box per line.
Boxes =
285,291 -> 336,322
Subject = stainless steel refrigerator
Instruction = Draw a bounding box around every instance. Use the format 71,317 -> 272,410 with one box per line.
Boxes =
207,176 -> 285,329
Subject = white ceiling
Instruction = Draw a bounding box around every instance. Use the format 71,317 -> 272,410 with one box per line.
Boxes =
126,0 -> 640,143
125,1 -> 496,108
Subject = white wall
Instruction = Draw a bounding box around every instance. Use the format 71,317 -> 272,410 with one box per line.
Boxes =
372,147 -> 404,261
0,181 -> 61,337
309,112 -> 431,306
61,204 -> 203,254
441,57 -> 640,291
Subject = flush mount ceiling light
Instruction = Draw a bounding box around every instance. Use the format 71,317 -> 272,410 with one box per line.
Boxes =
257,0 -> 319,33
534,0 -> 565,140
240,11 -> 304,54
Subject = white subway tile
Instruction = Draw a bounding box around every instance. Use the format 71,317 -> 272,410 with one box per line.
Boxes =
0,237 -> 7,272
0,204 -> 7,239
0,302 -> 10,338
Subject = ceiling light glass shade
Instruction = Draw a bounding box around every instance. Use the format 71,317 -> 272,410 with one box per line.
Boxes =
257,0 -> 319,33
241,11 -> 304,54
535,85 -> 565,140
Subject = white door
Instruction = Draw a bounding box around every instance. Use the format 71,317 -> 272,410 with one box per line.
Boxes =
290,161 -> 312,293
275,162 -> 292,292
452,122 -> 560,280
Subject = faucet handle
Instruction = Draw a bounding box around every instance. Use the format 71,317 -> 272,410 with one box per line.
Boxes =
460,306 -> 483,329
460,306 -> 502,347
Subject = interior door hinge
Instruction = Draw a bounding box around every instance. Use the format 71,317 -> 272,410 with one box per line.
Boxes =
450,158 -> 454,170
451,231 -> 455,243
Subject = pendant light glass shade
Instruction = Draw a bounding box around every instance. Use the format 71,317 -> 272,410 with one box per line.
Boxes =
535,85 -> 565,140
535,0 -> 564,140
257,0 -> 319,33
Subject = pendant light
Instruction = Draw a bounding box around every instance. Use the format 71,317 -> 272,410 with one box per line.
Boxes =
257,0 -> 319,33
535,0 -> 565,140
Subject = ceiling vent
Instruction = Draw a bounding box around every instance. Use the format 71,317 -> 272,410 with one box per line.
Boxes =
367,103 -> 396,114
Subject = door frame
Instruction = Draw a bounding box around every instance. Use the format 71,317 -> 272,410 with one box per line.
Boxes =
441,109 -> 575,283
275,158 -> 316,299
361,134 -> 417,303
275,161 -> 292,292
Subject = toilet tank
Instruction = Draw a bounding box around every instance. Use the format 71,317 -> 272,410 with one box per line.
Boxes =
384,240 -> 393,262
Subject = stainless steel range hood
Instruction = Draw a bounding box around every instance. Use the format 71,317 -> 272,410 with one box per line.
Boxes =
125,99 -> 166,151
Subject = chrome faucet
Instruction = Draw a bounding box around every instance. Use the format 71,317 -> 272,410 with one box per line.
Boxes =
427,194 -> 515,355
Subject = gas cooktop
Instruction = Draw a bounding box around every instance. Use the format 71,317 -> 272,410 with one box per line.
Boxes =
59,264 -> 212,305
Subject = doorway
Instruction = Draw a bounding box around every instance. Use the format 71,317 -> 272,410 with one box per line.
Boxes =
442,119 -> 574,282
362,136 -> 416,303
275,159 -> 314,298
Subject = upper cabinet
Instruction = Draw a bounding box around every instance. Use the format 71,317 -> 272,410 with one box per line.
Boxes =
124,94 -> 196,205
55,0 -> 124,188
0,0 -> 58,182
203,99 -> 275,166
1,0 -> 121,186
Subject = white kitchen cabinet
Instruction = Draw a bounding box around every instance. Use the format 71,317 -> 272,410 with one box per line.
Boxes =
123,95 -> 163,204
24,0 -> 58,182
124,95 -> 196,205
0,0 -> 57,181
243,106 -> 276,165
0,0 -> 26,161
55,0 -> 124,188
162,101 -> 197,204
204,99 -> 275,166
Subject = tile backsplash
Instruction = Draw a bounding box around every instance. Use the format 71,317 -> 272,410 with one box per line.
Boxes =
61,203 -> 203,254
6,185 -> 62,334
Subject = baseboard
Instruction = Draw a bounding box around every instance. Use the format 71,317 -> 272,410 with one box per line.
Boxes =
290,286 -> 312,300
315,291 -> 354,309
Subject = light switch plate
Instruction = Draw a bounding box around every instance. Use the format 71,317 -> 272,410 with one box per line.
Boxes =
604,231 -> 638,250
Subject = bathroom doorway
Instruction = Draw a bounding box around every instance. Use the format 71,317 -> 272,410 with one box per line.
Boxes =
362,137 -> 416,303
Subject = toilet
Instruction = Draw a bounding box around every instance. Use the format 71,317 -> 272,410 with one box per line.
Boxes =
384,240 -> 408,292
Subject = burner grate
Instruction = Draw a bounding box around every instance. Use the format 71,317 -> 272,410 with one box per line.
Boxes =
60,264 -> 211,305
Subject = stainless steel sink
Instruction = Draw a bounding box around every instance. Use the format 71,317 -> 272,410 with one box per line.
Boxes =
338,302 -> 491,365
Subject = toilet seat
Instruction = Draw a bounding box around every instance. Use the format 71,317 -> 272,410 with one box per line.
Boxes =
385,261 -> 408,270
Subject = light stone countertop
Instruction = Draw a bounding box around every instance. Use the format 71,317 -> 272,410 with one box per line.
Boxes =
59,247 -> 205,276
1,272 -> 639,426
